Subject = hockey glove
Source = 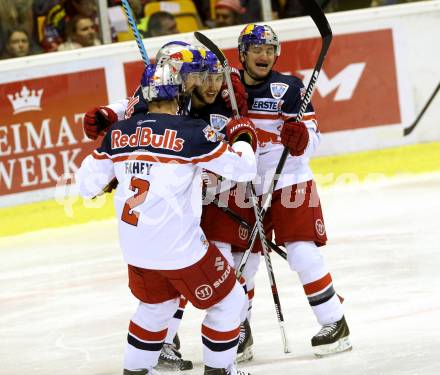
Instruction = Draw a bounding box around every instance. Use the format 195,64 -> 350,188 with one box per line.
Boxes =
226,117 -> 258,152
221,67 -> 248,117
280,119 -> 309,156
83,106 -> 118,140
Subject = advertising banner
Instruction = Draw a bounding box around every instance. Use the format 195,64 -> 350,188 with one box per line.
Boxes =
224,29 -> 401,133
0,69 -> 108,196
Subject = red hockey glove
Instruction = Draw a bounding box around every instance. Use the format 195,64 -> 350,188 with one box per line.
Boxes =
83,106 -> 118,140
221,68 -> 248,116
280,119 -> 309,156
226,117 -> 257,152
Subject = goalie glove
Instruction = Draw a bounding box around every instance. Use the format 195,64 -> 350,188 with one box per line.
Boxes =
83,106 -> 118,140
226,117 -> 257,152
221,67 -> 248,116
280,119 -> 309,156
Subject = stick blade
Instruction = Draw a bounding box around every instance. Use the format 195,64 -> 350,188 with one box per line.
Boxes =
194,31 -> 227,65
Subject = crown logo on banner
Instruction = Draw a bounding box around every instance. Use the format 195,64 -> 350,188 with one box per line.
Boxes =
7,86 -> 44,114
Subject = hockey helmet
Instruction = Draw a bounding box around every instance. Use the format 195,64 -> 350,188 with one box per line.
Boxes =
238,24 -> 281,56
141,62 -> 184,102
156,43 -> 207,78
204,49 -> 225,74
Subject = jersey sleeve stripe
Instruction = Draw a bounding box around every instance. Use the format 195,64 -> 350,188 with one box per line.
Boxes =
110,142 -> 229,164
191,141 -> 228,164
92,150 -> 111,160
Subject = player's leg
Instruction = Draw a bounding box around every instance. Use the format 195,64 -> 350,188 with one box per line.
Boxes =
232,251 -> 260,363
285,240 -> 351,356
124,265 -> 180,374
157,296 -> 193,371
164,243 -> 250,375
273,181 -> 352,357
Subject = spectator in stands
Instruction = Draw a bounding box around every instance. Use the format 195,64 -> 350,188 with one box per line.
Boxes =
1,27 -> 39,59
146,11 -> 179,37
43,0 -> 98,50
326,0 -> 373,11
240,0 -> 280,23
280,0 -> 308,18
0,0 -> 19,55
214,0 -> 245,27
57,15 -> 101,51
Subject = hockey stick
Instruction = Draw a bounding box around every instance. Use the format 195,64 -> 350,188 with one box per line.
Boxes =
195,31 -> 290,353
121,0 -> 150,65
403,82 -> 440,136
237,0 -> 333,275
208,195 -> 288,260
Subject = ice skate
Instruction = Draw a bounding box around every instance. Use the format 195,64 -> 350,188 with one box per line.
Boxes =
236,319 -> 253,363
311,315 -> 352,357
156,343 -> 193,371
204,364 -> 250,375
123,368 -> 161,375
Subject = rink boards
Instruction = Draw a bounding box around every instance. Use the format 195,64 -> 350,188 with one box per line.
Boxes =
0,1 -> 439,206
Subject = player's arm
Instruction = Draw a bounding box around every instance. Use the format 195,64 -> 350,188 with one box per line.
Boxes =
280,78 -> 321,157
76,133 -> 116,199
82,85 -> 146,140
195,117 -> 257,182
221,67 -> 248,116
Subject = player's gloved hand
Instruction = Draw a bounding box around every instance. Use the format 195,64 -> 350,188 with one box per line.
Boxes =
91,177 -> 118,199
221,67 -> 248,116
280,119 -> 309,156
83,106 -> 118,140
226,117 -> 257,152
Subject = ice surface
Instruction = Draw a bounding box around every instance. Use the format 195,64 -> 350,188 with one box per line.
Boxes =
1,174 -> 440,374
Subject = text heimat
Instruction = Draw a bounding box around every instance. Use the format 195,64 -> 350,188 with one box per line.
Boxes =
111,127 -> 184,152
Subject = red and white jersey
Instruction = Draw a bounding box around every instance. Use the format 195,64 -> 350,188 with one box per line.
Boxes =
244,70 -> 321,195
77,112 -> 256,270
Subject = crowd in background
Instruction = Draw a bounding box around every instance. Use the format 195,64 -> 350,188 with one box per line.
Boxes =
0,0 -> 427,60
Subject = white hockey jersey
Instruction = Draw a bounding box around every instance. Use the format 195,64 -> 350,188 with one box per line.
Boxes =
244,70 -> 321,195
77,112 -> 256,270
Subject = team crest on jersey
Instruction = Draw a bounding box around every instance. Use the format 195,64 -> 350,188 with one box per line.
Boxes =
270,82 -> 289,99
209,113 -> 228,141
203,124 -> 219,142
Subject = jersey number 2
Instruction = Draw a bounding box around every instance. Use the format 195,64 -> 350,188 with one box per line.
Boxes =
121,177 -> 150,226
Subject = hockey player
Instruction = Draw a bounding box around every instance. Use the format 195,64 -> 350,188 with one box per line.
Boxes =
192,50 -> 259,363
77,54 -> 258,375
83,41 -> 207,141
82,42 -> 256,369
235,24 -> 352,357
83,44 -> 258,364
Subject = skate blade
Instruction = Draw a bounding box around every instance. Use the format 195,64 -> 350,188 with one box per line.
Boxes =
156,360 -> 193,371
313,336 -> 352,358
236,347 -> 253,363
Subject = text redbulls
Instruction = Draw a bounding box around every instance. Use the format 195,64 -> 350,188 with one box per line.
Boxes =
111,127 -> 184,152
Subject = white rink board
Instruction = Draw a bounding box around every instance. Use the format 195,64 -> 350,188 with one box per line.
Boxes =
1,173 -> 440,374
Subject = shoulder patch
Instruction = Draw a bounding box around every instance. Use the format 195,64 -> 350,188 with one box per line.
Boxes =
209,113 -> 228,141
203,124 -> 219,142
270,82 -> 289,99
